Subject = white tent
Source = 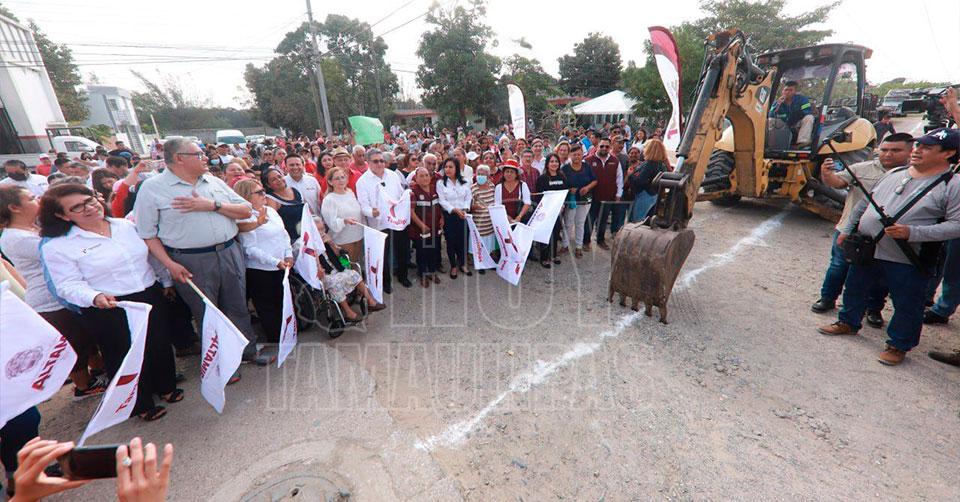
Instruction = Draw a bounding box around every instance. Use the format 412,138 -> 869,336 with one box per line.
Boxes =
572,90 -> 637,116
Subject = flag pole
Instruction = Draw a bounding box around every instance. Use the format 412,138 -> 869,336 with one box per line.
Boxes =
185,278 -> 212,304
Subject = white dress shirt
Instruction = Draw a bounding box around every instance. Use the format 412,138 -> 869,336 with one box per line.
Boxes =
41,218 -> 161,308
356,168 -> 404,229
238,206 -> 293,271
285,173 -> 321,215
436,177 -> 472,213
0,174 -> 48,197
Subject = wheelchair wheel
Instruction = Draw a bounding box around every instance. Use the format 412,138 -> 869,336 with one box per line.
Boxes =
326,301 -> 346,339
289,273 -> 319,331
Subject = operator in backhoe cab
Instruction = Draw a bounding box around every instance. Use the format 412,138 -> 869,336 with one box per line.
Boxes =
769,80 -> 815,147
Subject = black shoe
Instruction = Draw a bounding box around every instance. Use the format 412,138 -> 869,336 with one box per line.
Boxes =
384,284 -> 392,294
175,372 -> 186,383
865,310 -> 884,328
928,350 -> 960,367
923,309 -> 949,325
811,298 -> 836,313
478,269 -> 486,275
398,277 -> 413,288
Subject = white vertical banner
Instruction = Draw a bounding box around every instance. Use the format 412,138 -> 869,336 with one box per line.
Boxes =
294,204 -> 325,291
649,26 -> 683,152
527,190 -> 566,244
507,84 -> 526,140
465,214 -> 497,269
0,282 -> 78,430
277,269 -> 298,368
489,205 -> 531,261
379,189 -> 412,231
199,299 -> 249,413
496,223 -> 535,286
363,225 -> 388,303
79,301 -> 151,445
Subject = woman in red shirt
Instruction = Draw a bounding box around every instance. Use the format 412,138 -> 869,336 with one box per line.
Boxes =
409,167 -> 444,287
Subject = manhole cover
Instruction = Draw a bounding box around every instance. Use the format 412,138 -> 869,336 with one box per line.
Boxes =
241,466 -> 351,502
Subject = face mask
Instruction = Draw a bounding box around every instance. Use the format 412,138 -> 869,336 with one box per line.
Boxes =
211,159 -> 221,165
476,175 -> 488,185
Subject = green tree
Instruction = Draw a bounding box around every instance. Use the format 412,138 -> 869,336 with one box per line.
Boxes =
497,55 -> 560,126
131,70 -> 263,132
275,14 -> 399,122
622,22 -> 705,125
558,33 -> 622,98
27,21 -> 88,122
416,0 -> 501,125
244,57 -> 349,134
695,0 -> 839,53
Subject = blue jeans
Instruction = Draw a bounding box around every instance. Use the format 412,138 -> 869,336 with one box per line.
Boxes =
820,231 -> 888,310
927,239 -> 960,318
839,259 -> 927,352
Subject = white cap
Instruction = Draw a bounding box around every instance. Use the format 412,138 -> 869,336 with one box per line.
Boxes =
466,151 -> 479,161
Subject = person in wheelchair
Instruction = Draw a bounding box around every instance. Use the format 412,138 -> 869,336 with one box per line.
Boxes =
312,218 -> 386,322
769,80 -> 815,148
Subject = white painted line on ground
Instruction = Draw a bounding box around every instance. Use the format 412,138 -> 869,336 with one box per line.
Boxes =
414,211 -> 787,452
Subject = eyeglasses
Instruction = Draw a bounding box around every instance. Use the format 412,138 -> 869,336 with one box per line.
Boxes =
370,159 -> 386,164
67,196 -> 100,214
176,152 -> 204,159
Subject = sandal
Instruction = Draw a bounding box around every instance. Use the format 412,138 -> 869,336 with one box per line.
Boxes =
367,303 -> 386,312
421,277 -> 429,288
541,260 -> 551,268
160,389 -> 184,403
461,267 -> 473,277
138,406 -> 167,422
227,373 -> 241,385
433,274 -> 441,284
553,259 -> 561,265
449,269 -> 458,279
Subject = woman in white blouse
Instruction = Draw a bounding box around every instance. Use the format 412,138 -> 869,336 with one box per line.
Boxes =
39,183 -> 180,422
321,166 -> 363,261
436,157 -> 472,276
0,186 -> 106,399
233,179 -> 293,344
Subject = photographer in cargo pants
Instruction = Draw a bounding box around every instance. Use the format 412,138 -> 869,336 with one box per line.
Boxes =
817,128 -> 960,366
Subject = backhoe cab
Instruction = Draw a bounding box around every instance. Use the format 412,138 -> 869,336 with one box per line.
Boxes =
701,43 -> 877,221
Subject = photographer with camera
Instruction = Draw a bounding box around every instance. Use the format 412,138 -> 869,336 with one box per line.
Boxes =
817,128 -> 960,366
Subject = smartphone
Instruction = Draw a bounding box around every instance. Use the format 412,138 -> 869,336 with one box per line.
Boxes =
833,160 -> 845,172
58,444 -> 121,480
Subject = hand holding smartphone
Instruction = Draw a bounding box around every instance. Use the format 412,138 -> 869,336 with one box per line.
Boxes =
58,444 -> 120,479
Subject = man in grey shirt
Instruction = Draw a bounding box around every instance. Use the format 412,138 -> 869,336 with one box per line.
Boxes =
135,138 -> 271,371
818,128 -> 960,366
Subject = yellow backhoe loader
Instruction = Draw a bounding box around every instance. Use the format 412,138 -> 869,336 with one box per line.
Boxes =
609,29 -> 877,322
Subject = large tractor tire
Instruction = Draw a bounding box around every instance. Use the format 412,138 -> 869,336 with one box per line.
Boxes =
702,150 -> 734,192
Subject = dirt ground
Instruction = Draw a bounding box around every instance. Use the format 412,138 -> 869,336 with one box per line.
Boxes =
26,116 -> 960,500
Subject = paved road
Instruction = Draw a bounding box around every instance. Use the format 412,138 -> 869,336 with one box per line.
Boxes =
36,163 -> 959,499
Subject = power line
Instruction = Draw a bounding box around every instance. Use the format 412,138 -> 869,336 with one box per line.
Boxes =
370,0 -> 419,28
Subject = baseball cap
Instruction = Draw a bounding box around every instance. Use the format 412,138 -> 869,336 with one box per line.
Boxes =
914,128 -> 959,151
466,151 -> 479,161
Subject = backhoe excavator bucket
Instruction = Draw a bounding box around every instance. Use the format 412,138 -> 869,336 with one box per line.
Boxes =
608,223 -> 695,323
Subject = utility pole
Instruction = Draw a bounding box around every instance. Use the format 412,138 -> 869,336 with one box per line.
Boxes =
305,0 -> 333,136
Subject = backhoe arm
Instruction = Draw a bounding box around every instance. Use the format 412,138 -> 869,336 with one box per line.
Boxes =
651,30 -> 769,230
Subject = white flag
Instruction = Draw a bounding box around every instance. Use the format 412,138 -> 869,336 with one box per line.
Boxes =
294,204 -> 325,291
507,84 -> 526,140
363,226 -> 388,303
527,190 -> 566,244
79,301 -> 151,445
277,269 -> 298,368
0,282 -> 77,429
496,223 -> 535,286
379,189 -> 411,231
489,205 -> 531,262
649,26 -> 683,152
465,214 -> 497,269
200,299 -> 249,413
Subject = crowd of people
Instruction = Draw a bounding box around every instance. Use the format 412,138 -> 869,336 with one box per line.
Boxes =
0,119 -> 671,497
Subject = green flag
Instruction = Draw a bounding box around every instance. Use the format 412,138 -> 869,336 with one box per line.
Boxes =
348,116 -> 384,146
